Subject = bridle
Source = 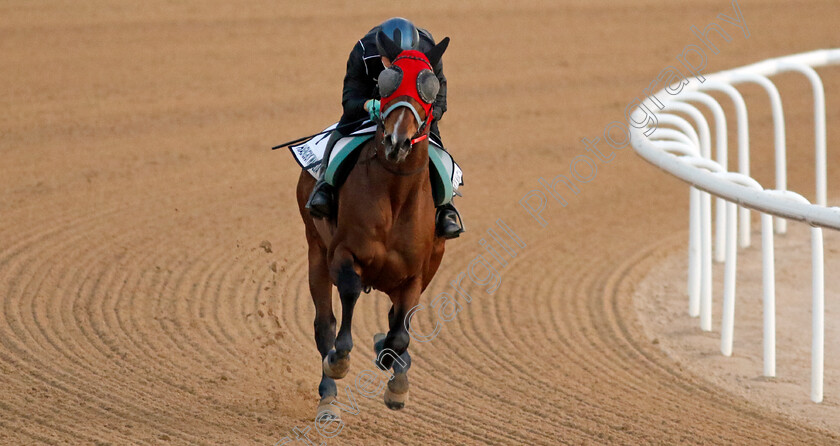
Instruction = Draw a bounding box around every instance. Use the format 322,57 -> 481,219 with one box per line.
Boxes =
378,102 -> 433,145
360,103 -> 431,177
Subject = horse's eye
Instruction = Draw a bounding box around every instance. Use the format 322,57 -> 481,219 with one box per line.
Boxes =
416,69 -> 439,104
378,66 -> 403,98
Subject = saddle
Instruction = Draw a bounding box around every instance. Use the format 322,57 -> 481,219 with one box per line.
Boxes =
290,122 -> 463,206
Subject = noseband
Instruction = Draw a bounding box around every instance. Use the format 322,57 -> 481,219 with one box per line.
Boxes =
366,104 -> 432,177
378,102 -> 433,147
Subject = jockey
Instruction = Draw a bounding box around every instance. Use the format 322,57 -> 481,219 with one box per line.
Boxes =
306,17 -> 464,239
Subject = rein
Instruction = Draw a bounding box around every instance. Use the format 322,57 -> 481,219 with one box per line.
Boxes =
410,109 -> 433,145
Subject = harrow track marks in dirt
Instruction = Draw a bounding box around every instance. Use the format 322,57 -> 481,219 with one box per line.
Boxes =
279,241 -> 560,445
609,244 -> 836,442
3,0 -> 840,444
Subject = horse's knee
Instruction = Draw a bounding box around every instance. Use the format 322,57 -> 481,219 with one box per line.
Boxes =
336,261 -> 361,301
314,317 -> 335,338
313,317 -> 335,355
332,261 -> 362,356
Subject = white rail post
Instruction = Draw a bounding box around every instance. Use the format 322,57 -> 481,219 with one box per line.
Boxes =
652,139 -> 704,319
811,226 -> 824,403
655,116 -> 702,316
660,103 -> 715,330
763,189 -> 825,402
761,211 -> 775,376
651,131 -> 702,317
688,187 -> 700,317
776,63 -> 827,206
680,92 -> 729,263
724,73 -> 788,233
662,104 -> 719,308
715,173 -> 763,357
698,82 -> 752,247
721,199 -> 738,356
701,187 -> 712,330
680,157 -> 722,332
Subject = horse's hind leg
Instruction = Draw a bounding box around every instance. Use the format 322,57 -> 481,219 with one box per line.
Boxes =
306,235 -> 340,420
323,251 -> 361,380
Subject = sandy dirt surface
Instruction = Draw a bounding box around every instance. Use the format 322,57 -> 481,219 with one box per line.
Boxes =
634,219 -> 840,435
1,0 -> 839,444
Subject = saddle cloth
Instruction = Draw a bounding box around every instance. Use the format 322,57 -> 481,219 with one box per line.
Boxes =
290,121 -> 463,206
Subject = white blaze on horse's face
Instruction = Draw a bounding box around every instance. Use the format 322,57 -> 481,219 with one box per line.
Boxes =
388,111 -> 405,160
383,106 -> 419,163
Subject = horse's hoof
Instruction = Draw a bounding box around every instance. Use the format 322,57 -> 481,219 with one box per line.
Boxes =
316,396 -> 341,421
384,387 -> 408,410
384,372 -> 409,410
373,333 -> 386,353
322,351 -> 350,379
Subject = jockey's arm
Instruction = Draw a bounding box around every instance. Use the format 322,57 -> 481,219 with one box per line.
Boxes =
431,56 -> 447,123
340,42 -> 375,128
419,28 -> 447,123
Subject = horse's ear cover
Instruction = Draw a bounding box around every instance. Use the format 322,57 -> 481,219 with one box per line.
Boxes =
376,30 -> 403,61
424,37 -> 449,68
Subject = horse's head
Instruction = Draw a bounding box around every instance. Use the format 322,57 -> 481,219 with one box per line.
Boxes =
376,31 -> 449,163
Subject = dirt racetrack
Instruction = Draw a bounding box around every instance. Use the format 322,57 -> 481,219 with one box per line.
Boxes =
2,0 -> 840,444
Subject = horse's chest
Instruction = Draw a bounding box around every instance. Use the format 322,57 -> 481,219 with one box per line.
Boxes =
361,238 -> 428,290
383,244 -> 421,270
336,184 -> 436,290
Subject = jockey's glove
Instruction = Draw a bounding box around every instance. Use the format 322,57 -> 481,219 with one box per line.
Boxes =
364,99 -> 381,122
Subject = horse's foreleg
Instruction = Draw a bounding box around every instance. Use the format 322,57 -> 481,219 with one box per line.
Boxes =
377,281 -> 420,368
323,250 -> 361,380
374,281 -> 421,410
306,237 -> 340,420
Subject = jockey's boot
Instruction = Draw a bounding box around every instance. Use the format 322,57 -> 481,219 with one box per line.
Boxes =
436,202 -> 464,239
306,131 -> 342,219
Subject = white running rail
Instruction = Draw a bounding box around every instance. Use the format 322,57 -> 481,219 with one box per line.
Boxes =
630,49 -> 840,403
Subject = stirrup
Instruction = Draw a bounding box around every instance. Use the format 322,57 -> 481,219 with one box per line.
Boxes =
436,204 -> 465,239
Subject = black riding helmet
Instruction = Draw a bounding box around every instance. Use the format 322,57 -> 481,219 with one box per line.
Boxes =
377,17 -> 419,52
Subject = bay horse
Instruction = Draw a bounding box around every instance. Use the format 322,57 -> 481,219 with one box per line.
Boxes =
295,33 -> 451,420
